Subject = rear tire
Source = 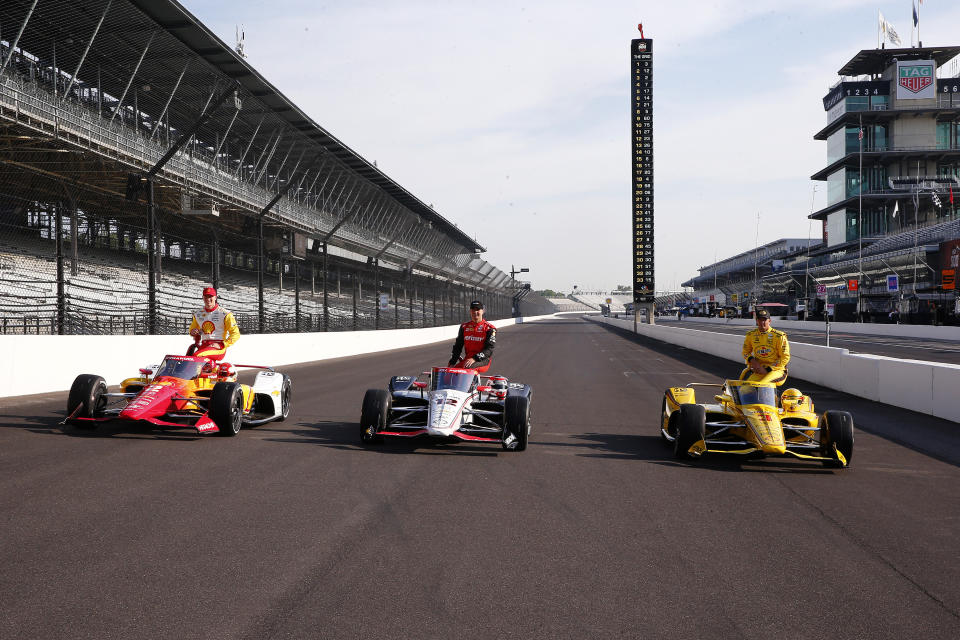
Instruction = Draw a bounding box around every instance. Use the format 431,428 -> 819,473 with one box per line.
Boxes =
503,395 -> 530,452
67,374 -> 107,427
277,376 -> 293,422
820,410 -> 854,467
210,382 -> 243,437
674,404 -> 706,460
360,389 -> 390,444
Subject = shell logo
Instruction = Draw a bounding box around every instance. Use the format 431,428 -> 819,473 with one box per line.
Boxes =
201,321 -> 216,334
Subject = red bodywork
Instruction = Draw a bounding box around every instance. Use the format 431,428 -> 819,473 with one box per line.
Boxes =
72,355 -> 220,433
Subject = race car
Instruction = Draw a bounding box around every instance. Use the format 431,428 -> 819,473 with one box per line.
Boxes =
660,380 -> 853,467
65,354 -> 292,436
360,367 -> 532,451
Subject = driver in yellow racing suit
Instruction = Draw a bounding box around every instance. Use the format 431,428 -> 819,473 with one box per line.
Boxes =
740,308 -> 790,386
188,287 -> 240,362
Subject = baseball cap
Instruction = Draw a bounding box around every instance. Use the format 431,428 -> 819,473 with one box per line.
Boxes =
202,287 -> 217,297
755,308 -> 771,319
469,300 -> 484,310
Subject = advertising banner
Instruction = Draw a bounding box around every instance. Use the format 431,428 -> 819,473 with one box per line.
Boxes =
887,274 -> 899,292
896,60 -> 936,100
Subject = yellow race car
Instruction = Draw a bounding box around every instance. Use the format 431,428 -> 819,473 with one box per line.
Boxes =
660,380 -> 853,468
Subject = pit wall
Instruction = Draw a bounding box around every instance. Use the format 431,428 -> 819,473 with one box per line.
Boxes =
0,314 -> 559,399
658,315 -> 960,340
592,315 -> 960,424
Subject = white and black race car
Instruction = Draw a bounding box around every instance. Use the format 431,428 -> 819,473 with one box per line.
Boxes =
360,367 -> 532,451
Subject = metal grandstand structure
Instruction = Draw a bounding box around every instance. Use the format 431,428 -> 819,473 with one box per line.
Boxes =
0,0 -> 553,334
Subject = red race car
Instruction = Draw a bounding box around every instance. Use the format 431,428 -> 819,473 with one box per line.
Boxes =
65,354 -> 292,436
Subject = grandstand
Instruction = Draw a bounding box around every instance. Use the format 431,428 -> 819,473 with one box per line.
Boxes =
544,297 -> 593,312
0,0 -> 555,334
570,292 -> 633,313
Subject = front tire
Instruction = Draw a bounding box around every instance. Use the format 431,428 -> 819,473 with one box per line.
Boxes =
503,395 -> 530,452
820,410 -> 854,467
67,374 -> 107,426
210,382 -> 243,437
360,389 -> 390,444
674,404 -> 706,460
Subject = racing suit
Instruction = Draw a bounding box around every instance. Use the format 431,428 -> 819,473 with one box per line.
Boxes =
740,327 -> 790,386
449,320 -> 496,373
188,305 -> 240,362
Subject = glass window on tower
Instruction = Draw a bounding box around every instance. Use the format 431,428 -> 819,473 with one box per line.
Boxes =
870,94 -> 889,110
846,96 -> 869,112
845,126 -> 861,154
936,122 -> 957,150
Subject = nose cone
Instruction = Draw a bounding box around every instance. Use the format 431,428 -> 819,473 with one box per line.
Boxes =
426,390 -> 465,435
743,407 -> 786,451
120,382 -> 177,420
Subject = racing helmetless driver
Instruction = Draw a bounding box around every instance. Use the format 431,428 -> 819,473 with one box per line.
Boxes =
449,300 -> 496,373
740,307 -> 790,386
188,287 -> 240,362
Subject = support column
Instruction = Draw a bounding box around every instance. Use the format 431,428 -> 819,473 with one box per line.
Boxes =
258,214 -> 265,333
352,272 -> 358,331
322,243 -> 329,331
55,202 -> 64,335
295,261 -> 301,332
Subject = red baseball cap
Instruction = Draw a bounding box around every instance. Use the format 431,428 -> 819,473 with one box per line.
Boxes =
202,287 -> 217,297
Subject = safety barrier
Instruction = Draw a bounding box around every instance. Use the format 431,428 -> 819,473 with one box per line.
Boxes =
0,314 -> 560,399
592,315 -> 960,424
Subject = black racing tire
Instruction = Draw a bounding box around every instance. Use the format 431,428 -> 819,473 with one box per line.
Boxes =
673,404 -> 706,460
502,395 -> 530,452
820,410 -> 854,468
360,389 -> 390,445
67,374 -> 107,426
277,375 -> 293,422
210,382 -> 244,437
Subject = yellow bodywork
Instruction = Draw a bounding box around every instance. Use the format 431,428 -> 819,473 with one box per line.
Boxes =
661,379 -> 844,466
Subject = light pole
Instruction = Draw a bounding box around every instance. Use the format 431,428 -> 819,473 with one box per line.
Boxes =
510,265 -> 530,317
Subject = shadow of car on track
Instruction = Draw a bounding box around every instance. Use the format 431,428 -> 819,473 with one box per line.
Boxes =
0,414 -> 202,440
266,420 -> 500,456
535,433 -> 667,460
540,432 -> 838,473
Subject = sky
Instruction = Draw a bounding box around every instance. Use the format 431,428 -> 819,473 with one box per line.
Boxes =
183,0 -> 960,293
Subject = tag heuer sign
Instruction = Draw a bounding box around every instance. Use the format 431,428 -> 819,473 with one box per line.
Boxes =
897,60 -> 936,99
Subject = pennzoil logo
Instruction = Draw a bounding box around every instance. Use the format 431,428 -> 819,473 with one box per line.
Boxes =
899,64 -> 934,93
756,346 -> 773,357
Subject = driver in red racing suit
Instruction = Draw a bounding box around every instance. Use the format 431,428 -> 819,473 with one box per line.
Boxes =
449,300 -> 496,373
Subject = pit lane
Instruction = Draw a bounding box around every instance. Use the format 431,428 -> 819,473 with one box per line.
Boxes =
0,316 -> 958,639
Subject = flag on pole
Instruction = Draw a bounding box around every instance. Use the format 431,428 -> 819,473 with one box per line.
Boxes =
913,1 -> 919,27
879,12 -> 902,47
858,128 -> 864,141
893,201 -> 899,218
933,192 -> 942,208
951,186 -> 955,205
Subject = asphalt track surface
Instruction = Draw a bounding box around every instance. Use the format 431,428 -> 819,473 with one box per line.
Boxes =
1,316 -> 959,639
664,317 -> 960,364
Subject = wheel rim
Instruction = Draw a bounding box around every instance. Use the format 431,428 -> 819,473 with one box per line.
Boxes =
230,393 -> 242,433
282,384 -> 291,417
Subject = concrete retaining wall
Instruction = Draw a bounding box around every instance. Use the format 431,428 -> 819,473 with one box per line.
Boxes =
661,315 -> 960,340
594,315 -> 960,424
0,314 -> 559,399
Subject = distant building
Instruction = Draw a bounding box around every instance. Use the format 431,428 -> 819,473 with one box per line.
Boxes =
682,238 -> 818,316
689,46 -> 960,324
800,46 -> 960,322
